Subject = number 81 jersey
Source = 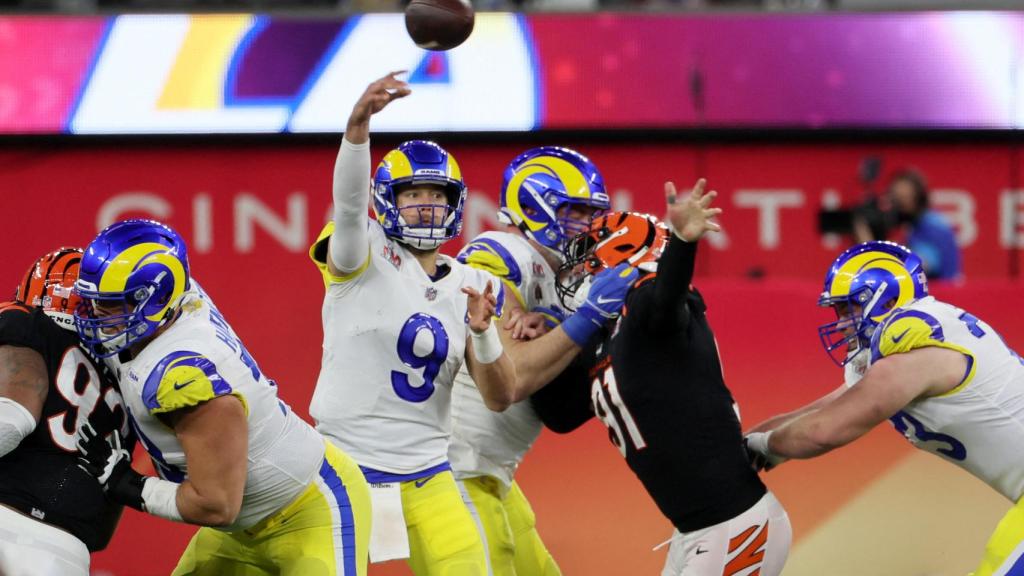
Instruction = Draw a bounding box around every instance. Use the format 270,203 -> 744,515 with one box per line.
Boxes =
309,221 -> 504,475
868,296 -> 1024,502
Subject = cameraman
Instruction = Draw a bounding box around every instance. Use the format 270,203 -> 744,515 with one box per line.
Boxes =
879,168 -> 961,281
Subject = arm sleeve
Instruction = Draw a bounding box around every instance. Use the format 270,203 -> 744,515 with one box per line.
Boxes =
0,398 -> 36,457
329,138 -> 372,273
530,345 -> 596,434
647,235 -> 698,333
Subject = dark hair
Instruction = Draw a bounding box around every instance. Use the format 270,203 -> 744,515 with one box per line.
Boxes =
889,168 -> 929,215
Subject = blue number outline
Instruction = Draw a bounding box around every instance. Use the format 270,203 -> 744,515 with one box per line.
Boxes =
392,313 -> 450,403
889,410 -> 967,461
959,311 -> 1023,365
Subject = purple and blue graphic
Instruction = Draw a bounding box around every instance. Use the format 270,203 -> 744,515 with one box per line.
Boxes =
0,12 -> 1022,134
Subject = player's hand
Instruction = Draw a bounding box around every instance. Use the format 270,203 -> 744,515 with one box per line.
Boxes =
505,309 -> 552,340
463,281 -> 498,334
743,432 -> 788,472
561,264 -> 638,347
76,421 -> 147,510
349,71 -> 411,126
579,263 -> 639,324
665,178 -> 722,242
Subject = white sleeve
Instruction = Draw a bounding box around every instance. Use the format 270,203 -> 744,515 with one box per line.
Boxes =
0,397 -> 37,458
329,138 -> 372,273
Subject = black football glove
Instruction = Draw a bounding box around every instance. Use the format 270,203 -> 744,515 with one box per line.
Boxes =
76,421 -> 147,511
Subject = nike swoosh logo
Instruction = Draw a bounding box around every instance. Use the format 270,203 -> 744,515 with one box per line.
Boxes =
891,328 -> 912,344
595,295 -> 619,305
413,477 -> 430,488
695,547 -> 708,555
173,379 -> 197,390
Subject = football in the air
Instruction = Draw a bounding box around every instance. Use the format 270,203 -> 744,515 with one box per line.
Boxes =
404,0 -> 475,51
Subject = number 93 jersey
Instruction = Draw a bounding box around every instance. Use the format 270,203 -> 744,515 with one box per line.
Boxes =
115,286 -> 326,532
309,221 -> 504,475
868,295 -> 1024,502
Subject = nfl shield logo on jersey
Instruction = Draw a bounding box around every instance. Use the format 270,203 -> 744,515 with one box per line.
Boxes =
425,287 -> 438,301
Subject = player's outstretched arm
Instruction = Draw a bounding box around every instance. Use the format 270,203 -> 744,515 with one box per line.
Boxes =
502,263 -> 639,401
328,72 -> 411,278
0,345 -> 45,457
646,179 -> 722,331
752,346 -> 966,461
464,281 -> 517,411
746,383 -> 847,435
77,394 -> 248,527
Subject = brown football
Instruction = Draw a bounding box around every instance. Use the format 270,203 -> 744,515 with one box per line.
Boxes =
404,0 -> 475,51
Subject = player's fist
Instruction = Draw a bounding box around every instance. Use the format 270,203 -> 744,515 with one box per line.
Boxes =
743,432 -> 788,472
580,263 -> 638,321
505,309 -> 553,341
77,421 -> 147,511
665,178 -> 722,242
562,263 -> 638,347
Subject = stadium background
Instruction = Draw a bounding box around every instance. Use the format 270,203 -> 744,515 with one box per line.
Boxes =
2,10 -> 1024,576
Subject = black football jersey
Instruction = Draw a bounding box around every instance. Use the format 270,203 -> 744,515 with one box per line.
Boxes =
534,237 -> 765,533
0,302 -> 129,551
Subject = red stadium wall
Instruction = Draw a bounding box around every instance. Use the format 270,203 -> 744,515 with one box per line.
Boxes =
1,141 -> 1021,575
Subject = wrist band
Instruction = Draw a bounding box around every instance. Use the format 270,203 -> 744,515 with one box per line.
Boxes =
142,477 -> 184,522
471,322 -> 503,364
746,430 -> 774,456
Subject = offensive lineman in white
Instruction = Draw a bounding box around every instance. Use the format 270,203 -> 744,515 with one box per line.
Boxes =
449,146 -> 610,575
309,72 -> 640,576
746,241 -> 1024,576
72,219 -> 370,575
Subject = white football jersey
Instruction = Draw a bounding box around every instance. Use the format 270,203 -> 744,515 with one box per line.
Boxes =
859,296 -> 1024,502
449,231 -> 565,492
309,221 -> 504,475
116,286 -> 325,531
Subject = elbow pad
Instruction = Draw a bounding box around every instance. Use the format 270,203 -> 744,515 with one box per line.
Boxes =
0,397 -> 37,457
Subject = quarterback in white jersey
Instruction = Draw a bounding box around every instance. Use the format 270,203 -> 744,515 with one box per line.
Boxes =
311,220 -> 508,473
449,145 -> 610,576
73,219 -> 370,576
746,241 -> 1024,576
309,72 -> 518,576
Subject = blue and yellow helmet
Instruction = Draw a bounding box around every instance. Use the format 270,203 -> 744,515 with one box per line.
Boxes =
372,140 -> 466,250
498,146 -> 611,258
74,219 -> 191,357
818,240 -> 928,366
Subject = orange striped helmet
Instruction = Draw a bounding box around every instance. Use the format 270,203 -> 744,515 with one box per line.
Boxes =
16,247 -> 83,331
556,212 -> 668,309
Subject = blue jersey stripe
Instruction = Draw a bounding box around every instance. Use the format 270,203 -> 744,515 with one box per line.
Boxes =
318,458 -> 357,576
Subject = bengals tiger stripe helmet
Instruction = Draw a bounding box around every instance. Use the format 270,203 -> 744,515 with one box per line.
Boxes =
556,212 -> 668,310
16,247 -> 83,331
